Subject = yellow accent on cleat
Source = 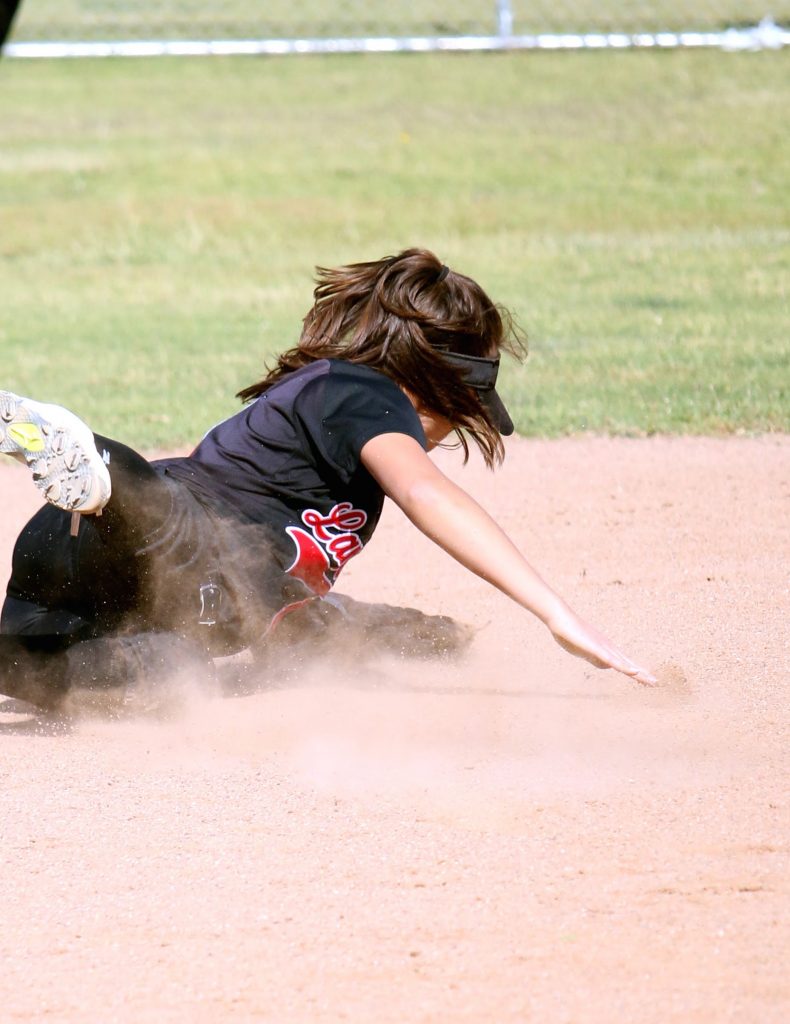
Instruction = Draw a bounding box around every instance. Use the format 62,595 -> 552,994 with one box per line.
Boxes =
0,390 -> 111,513
8,423 -> 45,452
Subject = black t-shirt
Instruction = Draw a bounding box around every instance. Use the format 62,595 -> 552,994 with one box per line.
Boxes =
156,360 -> 426,597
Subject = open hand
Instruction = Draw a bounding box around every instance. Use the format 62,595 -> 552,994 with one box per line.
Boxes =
547,607 -> 657,686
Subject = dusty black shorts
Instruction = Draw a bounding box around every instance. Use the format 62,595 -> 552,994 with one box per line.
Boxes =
1,436 -> 297,657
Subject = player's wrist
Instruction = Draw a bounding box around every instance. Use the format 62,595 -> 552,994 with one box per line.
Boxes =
541,597 -> 578,632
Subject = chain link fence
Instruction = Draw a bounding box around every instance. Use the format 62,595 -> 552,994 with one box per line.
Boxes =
6,1 -> 789,55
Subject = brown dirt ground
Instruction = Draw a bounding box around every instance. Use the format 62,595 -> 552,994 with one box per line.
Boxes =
1,436 -> 788,1024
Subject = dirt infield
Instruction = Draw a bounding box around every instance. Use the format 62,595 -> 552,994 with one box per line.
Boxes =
1,436 -> 788,1023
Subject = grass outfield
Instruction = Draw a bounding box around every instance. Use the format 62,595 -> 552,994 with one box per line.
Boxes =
1,50 -> 787,447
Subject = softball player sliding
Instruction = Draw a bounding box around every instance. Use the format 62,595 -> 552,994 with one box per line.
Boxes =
0,248 -> 655,710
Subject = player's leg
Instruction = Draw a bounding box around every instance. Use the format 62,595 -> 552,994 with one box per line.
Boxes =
1,391 -> 270,669
0,629 -> 73,710
3,420 -> 235,646
56,629 -> 214,714
3,499 -> 142,641
2,520 -> 215,715
0,390 -> 177,542
0,398 -> 206,707
0,628 -> 213,713
0,526 -> 123,710
257,592 -> 475,659
0,391 -> 111,513
0,391 -> 208,627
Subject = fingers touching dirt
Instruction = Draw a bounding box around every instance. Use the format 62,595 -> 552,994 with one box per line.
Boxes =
550,615 -> 657,687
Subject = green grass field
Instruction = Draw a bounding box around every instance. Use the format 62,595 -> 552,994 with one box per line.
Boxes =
1,50 -> 787,446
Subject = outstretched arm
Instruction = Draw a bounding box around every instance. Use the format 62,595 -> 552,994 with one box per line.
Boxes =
360,432 -> 656,686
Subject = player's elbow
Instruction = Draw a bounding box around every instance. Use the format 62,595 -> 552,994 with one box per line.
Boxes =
394,474 -> 462,526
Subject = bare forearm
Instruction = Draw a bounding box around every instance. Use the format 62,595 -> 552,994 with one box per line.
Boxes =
393,474 -> 568,625
361,433 -> 656,684
398,476 -> 654,683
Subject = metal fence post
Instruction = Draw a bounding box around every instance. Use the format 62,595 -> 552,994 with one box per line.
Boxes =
497,0 -> 514,42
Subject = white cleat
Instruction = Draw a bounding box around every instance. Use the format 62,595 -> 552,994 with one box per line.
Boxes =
0,391 -> 111,514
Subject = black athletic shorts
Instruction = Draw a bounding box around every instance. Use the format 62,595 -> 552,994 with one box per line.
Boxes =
1,436 -> 305,657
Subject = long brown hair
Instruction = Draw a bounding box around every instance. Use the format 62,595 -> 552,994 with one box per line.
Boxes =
238,248 -> 526,466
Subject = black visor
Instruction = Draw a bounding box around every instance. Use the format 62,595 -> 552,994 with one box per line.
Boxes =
440,351 -> 514,436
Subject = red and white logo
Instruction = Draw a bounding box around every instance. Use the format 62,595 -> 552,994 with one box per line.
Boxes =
285,502 -> 368,596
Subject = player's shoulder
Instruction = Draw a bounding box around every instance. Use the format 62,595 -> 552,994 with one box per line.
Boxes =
265,359 -> 395,393
324,360 -> 408,400
264,359 -> 415,421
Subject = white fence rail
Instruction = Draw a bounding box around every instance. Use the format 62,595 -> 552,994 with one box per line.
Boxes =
5,2 -> 789,57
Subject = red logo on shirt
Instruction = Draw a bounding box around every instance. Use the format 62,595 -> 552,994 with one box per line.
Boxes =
285,502 -> 369,595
